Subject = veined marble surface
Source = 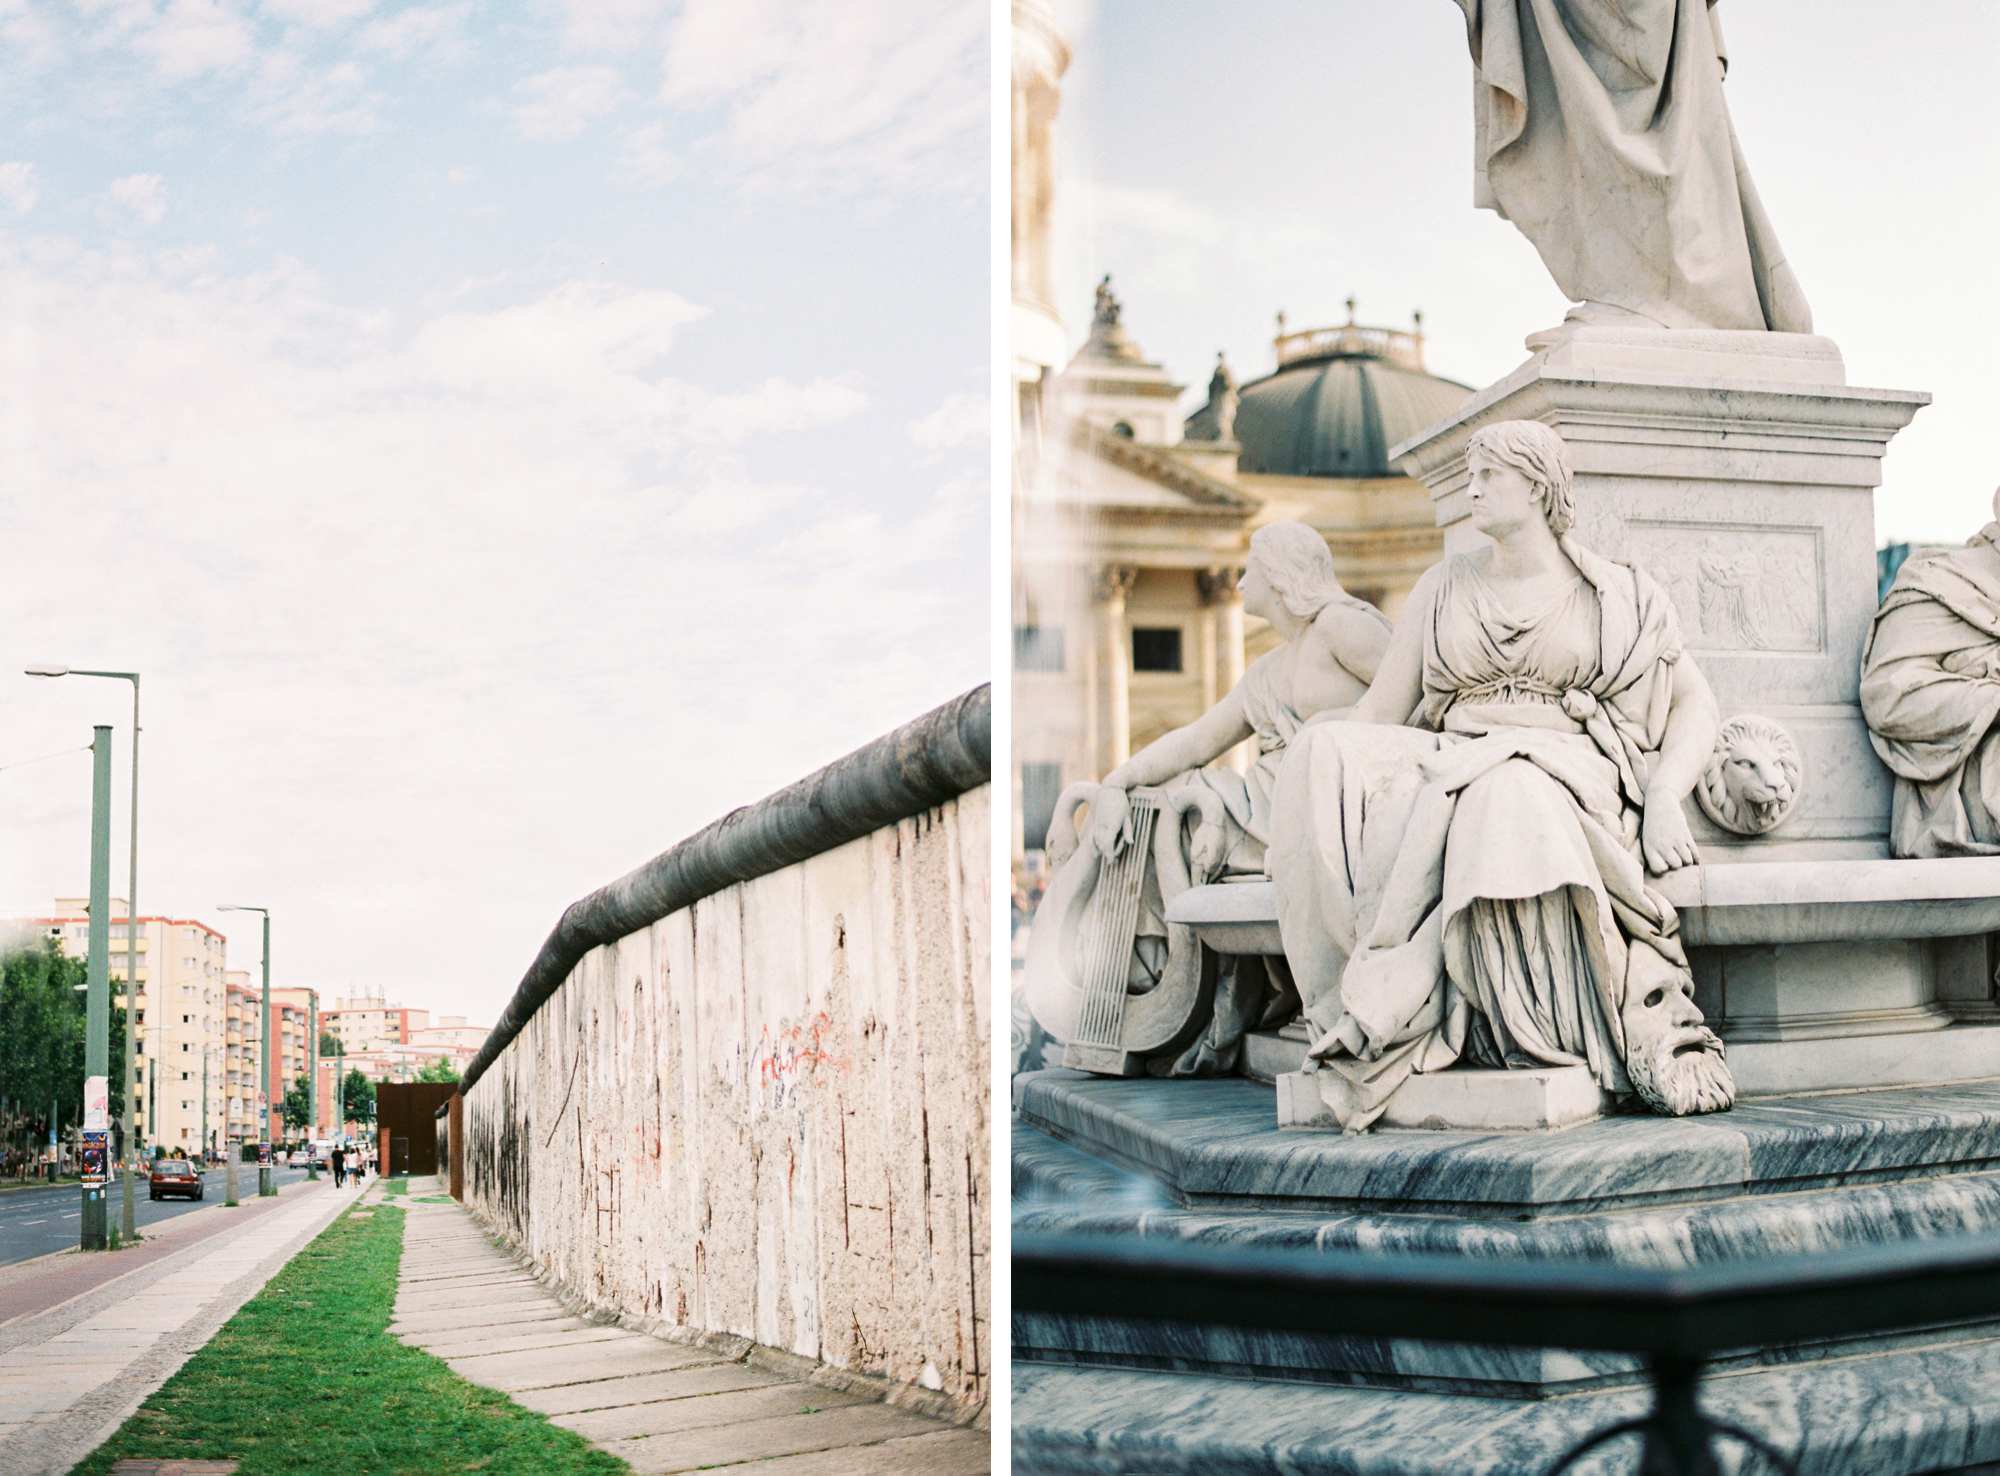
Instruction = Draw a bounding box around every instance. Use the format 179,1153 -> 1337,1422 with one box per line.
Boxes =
1014,1114 -> 2000,1392
1013,1346 -> 2000,1474
1017,1070 -> 2000,1216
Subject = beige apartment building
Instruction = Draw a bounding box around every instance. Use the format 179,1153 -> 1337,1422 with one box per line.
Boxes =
31,899 -> 228,1156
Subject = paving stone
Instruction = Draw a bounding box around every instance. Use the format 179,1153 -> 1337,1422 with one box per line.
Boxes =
445,1334 -> 683,1391
604,1403 -> 950,1473
742,1428 -> 990,1474
392,1282 -> 552,1313
388,1303 -> 574,1338
416,1322 -> 630,1360
509,1358 -> 764,1417
553,1380 -> 868,1442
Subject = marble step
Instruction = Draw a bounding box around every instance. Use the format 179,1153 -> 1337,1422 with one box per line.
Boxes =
1012,1342 -> 2000,1475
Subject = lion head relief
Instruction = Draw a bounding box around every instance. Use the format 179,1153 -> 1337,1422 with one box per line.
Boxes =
1695,714 -> 1804,836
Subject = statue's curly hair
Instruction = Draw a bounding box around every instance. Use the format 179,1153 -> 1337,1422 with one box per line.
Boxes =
1248,520 -> 1347,623
1466,420 -> 1575,535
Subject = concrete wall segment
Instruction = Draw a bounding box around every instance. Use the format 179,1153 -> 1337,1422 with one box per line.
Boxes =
460,754 -> 990,1411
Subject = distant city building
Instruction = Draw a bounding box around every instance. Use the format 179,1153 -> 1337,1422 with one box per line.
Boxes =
28,899 -> 228,1156
1013,283 -> 1472,853
323,993 -> 429,1053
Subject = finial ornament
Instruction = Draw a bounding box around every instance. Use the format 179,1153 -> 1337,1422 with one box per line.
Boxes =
1093,274 -> 1121,328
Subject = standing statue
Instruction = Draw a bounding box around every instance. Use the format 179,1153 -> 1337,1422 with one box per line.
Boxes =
1269,421 -> 1735,1130
1861,492 -> 2000,858
1451,0 -> 1812,342
1026,523 -> 1391,1075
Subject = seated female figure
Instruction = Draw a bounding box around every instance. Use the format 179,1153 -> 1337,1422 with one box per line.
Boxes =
1030,521 -> 1390,1074
1269,421 -> 1735,1129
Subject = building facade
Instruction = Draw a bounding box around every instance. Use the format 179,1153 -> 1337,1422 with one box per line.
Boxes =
32,900 -> 229,1156
1013,286 -> 1472,853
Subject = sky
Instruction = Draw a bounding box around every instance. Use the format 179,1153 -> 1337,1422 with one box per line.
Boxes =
0,0 -> 989,1024
1050,1 -> 2000,546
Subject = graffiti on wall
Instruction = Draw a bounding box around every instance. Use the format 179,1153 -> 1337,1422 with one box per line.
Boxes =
752,1011 -> 850,1110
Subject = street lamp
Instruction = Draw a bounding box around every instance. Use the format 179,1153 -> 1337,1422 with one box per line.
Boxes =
27,665 -> 141,1243
217,905 -> 274,1197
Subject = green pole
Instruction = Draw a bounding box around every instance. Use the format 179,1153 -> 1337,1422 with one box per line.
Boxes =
260,913 -> 273,1196
306,992 -> 319,1180
82,726 -> 111,1250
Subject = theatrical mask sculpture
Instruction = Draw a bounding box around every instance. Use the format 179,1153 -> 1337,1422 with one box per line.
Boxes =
1861,491 -> 2000,858
1269,421 -> 1735,1131
1026,523 -> 1392,1075
1451,0 -> 1812,344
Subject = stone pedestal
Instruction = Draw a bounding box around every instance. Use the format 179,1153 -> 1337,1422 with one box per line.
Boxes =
1276,1065 -> 1612,1133
1390,330 -> 1930,860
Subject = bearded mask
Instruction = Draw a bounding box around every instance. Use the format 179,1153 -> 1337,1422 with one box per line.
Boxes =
1622,946 -> 1736,1117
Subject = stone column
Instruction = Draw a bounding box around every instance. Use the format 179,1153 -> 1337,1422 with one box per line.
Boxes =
1092,565 -> 1137,772
1199,566 -> 1250,772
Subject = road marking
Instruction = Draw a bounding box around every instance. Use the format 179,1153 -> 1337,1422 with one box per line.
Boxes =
60,1213 -> 78,1220
22,1219 -> 47,1226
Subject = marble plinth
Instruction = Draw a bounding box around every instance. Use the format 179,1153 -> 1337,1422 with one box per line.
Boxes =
1014,1074 -> 2000,1396
1016,1072 -> 2000,1222
1275,1066 -> 1613,1132
1013,1349 -> 2000,1474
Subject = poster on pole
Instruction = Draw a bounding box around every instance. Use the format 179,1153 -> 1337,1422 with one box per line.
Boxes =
84,1075 -> 109,1132
257,1141 -> 271,1166
81,1129 -> 108,1186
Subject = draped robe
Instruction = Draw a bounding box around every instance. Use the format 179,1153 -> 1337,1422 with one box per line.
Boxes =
1860,525 -> 2000,858
1452,0 -> 1811,334
1269,543 -> 1690,1129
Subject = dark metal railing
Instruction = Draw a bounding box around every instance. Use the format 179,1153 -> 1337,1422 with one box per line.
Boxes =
1015,1230 -> 2000,1474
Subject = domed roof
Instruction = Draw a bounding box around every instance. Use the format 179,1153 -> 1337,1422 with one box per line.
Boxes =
1227,306 -> 1473,478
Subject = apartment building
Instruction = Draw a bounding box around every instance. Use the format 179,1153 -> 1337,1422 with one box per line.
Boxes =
33,899 -> 228,1156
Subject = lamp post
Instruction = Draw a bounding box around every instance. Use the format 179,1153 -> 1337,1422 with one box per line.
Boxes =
26,666 -> 141,1244
81,726 -> 112,1250
305,993 -> 319,1180
218,905 -> 273,1197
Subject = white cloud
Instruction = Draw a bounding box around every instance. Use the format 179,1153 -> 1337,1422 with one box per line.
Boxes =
512,64 -> 624,141
557,0 -> 661,53
248,52 -> 379,135
0,240 -> 976,1018
259,0 -> 373,27
0,162 -> 38,215
134,0 -> 255,81
0,0 -> 64,69
908,391 -> 985,453
659,0 -> 983,194
104,172 -> 168,226
615,122 -> 678,189
355,0 -> 470,61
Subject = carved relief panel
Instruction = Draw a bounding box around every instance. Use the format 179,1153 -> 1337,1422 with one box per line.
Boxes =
1626,520 -> 1824,656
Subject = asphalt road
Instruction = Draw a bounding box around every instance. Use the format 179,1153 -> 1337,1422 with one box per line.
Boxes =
0,1164 -> 329,1265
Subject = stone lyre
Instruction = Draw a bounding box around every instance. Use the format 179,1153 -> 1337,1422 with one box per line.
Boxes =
1025,784 -> 1219,1075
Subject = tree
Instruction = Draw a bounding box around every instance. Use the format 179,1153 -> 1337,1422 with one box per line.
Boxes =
416,1056 -> 460,1085
0,940 -> 127,1157
319,1030 -> 340,1057
341,1069 -> 376,1126
281,1074 -> 311,1135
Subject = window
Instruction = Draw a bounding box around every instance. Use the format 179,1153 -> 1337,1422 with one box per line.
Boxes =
181,1071 -> 190,1081
1021,763 -> 1064,853
1132,626 -> 1183,673
1111,420 -> 1135,438
1014,625 -> 1066,673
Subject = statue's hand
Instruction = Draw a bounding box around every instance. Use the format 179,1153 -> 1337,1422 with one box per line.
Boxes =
1089,785 -> 1133,858
1305,1013 -> 1370,1063
1189,822 -> 1227,881
1642,791 -> 1700,874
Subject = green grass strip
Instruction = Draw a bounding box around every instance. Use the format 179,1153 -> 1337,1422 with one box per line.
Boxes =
74,1199 -> 626,1474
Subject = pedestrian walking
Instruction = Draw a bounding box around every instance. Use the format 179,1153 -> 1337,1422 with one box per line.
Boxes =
331,1145 -> 347,1188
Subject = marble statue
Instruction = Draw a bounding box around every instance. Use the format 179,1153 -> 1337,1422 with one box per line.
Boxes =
1695,713 -> 1803,836
1268,420 -> 1735,1130
1035,522 -> 1391,1074
1860,492 -> 2000,858
1450,0 -> 1812,343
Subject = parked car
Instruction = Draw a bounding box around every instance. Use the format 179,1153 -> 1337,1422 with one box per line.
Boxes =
149,1159 -> 204,1201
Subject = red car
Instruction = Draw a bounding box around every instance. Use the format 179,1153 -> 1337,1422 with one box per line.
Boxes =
148,1159 -> 204,1201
